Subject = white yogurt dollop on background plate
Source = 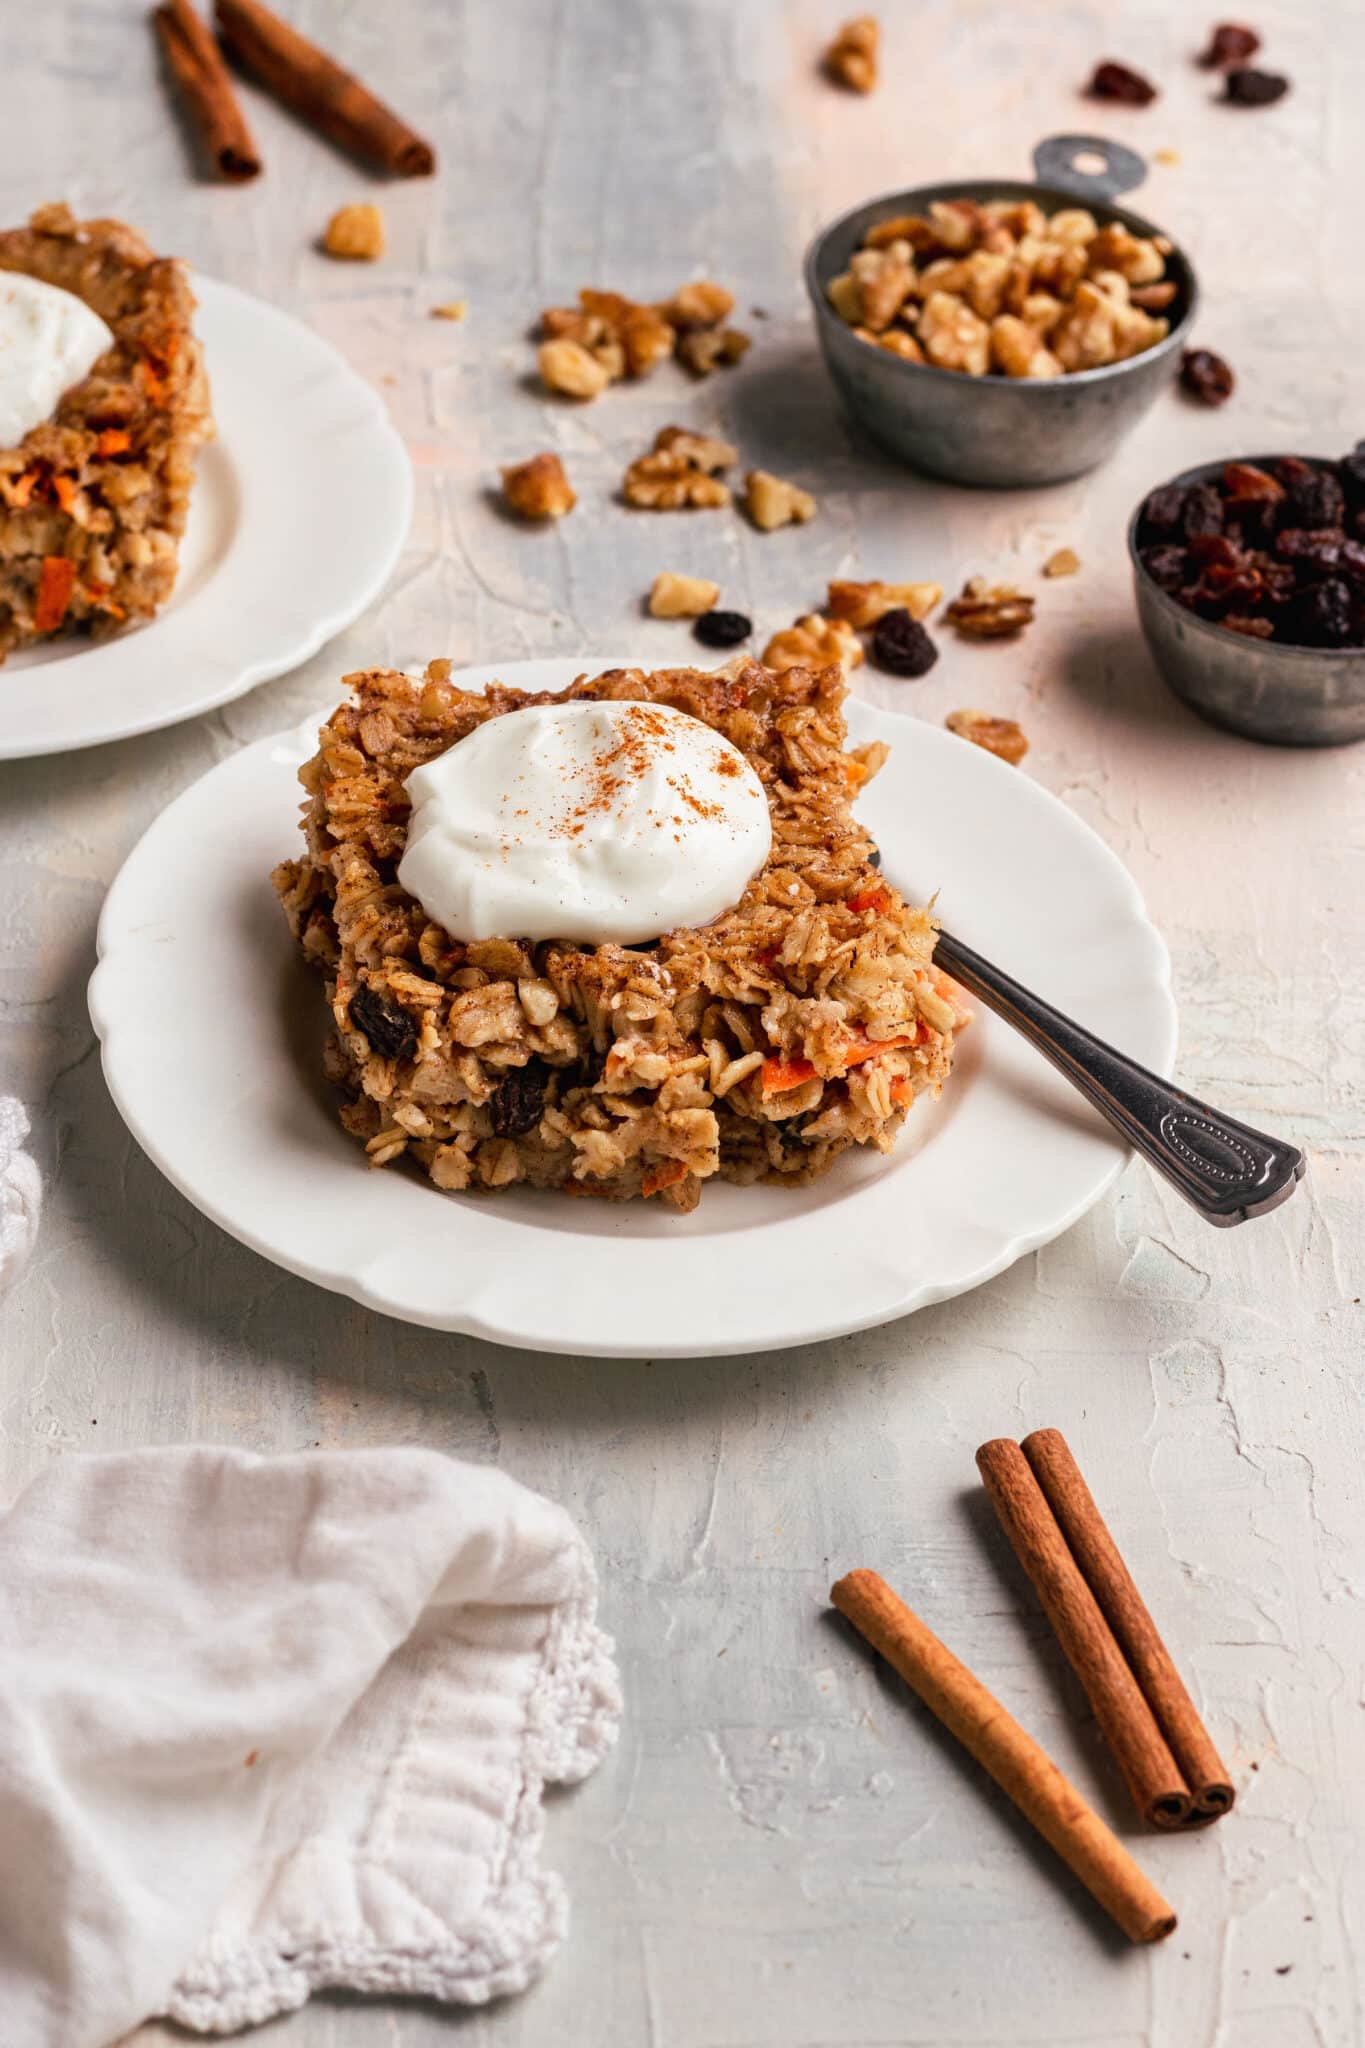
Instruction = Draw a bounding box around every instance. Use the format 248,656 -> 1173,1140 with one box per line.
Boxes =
398,699 -> 772,945
0,272 -> 114,449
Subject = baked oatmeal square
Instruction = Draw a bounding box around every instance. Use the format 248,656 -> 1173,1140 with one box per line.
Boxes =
0,203 -> 212,660
274,657 -> 967,1212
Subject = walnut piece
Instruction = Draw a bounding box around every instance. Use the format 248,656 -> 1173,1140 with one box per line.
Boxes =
501,453 -> 576,521
1043,547 -> 1080,578
917,291 -> 990,375
762,614 -> 863,674
430,300 -> 467,321
744,469 -> 817,531
946,709 -> 1029,764
624,426 -> 735,510
943,577 -> 1036,638
648,571 -> 721,618
990,314 -> 1061,379
322,203 -> 385,261
824,14 -> 879,91
538,337 -> 611,399
662,281 -> 736,329
677,326 -> 751,377
827,579 -> 941,627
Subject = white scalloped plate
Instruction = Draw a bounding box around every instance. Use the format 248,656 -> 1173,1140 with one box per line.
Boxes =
90,661 -> 1176,1358
0,274 -> 411,759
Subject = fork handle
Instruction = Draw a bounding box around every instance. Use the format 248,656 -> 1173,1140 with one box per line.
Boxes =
933,928 -> 1305,1226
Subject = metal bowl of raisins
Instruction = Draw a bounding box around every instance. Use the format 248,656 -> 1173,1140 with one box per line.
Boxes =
1130,449 -> 1365,747
803,138 -> 1197,490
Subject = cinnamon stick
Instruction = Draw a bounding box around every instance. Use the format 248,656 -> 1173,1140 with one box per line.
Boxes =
977,1438 -> 1194,1828
152,0 -> 261,182
214,0 -> 435,177
831,1569 -> 1176,1944
1022,1428 -> 1234,1820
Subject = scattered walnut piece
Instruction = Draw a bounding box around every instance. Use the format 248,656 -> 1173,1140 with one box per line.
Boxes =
431,300 -> 467,321
827,578 -> 941,628
322,203 -> 385,261
762,614 -> 863,674
538,337 -> 611,399
946,709 -> 1029,764
744,469 -> 817,531
944,577 -> 1036,638
624,425 -> 735,510
1043,547 -> 1080,579
648,571 -> 721,618
655,424 -> 737,472
824,14 -> 879,92
677,326 -> 751,377
501,453 -> 576,521
662,281 -> 735,329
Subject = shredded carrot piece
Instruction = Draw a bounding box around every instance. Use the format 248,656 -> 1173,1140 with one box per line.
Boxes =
96,428 -> 131,457
761,1055 -> 817,1096
9,470 -> 39,508
890,1076 -> 915,1105
138,359 -> 167,404
641,1160 -> 689,1198
34,556 -> 76,633
842,1031 -> 916,1067
847,883 -> 891,915
761,1029 -> 918,1096
53,475 -> 79,514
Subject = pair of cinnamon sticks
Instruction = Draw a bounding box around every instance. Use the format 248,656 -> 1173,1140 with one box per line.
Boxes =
832,1428 -> 1232,1945
152,0 -> 435,185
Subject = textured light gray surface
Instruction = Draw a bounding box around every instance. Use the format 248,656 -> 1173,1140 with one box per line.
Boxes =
2,2 -> 1363,2044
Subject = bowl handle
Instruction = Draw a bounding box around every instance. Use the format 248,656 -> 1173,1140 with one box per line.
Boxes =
1032,134 -> 1148,201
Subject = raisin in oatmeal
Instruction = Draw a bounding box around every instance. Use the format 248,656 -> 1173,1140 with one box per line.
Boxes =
274,658 -> 969,1211
0,204 -> 212,661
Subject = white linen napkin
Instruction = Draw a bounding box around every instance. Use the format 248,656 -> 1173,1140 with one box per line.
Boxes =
0,1095 -> 41,1292
0,1445 -> 620,2047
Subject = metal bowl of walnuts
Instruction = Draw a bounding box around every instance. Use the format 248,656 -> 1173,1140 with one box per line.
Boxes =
1129,451 -> 1365,747
804,138 -> 1197,489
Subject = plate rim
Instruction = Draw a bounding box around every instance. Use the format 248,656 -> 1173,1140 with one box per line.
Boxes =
90,662 -> 1178,1358
0,271 -> 413,760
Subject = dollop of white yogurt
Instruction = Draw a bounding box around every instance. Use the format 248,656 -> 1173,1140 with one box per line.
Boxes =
0,272 -> 114,449
398,699 -> 772,945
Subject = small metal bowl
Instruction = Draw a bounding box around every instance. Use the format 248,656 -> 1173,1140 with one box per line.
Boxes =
1129,455 -> 1365,747
803,137 -> 1197,489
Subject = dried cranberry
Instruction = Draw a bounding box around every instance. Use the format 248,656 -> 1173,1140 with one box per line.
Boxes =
1141,483 -> 1189,538
870,608 -> 939,677
1246,555 -> 1297,606
488,1058 -> 550,1137
1140,544 -> 1189,591
694,609 -> 752,649
1338,539 -> 1365,585
1198,23 -> 1261,66
1087,59 -> 1158,103
1179,348 -> 1235,406
1182,483 -> 1225,538
349,985 -> 418,1062
1293,578 -> 1354,646
1224,66 -> 1289,104
1281,466 -> 1344,529
1222,463 -> 1283,537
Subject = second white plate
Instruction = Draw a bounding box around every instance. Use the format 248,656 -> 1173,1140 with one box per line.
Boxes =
90,661 -> 1177,1358
0,273 -> 412,758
